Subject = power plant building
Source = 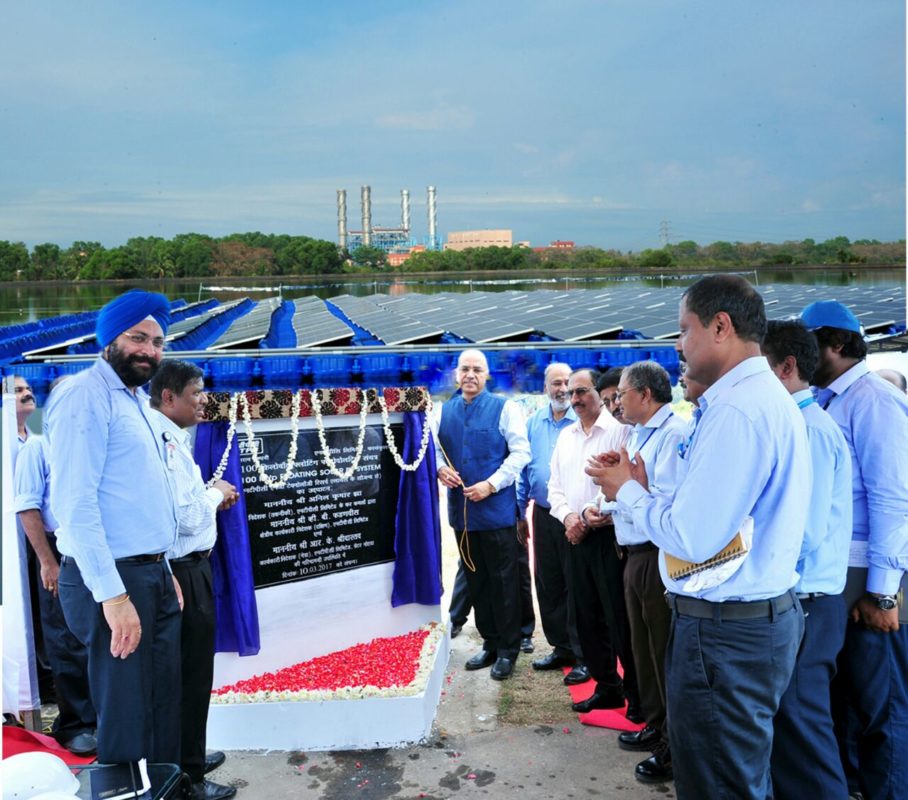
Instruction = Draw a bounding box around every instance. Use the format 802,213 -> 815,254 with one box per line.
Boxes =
338,186 -> 439,254
444,230 -> 513,252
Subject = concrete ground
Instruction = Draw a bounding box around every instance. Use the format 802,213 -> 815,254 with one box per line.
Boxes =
208,505 -> 676,799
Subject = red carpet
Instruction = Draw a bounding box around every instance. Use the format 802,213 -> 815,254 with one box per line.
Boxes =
2,726 -> 96,765
563,668 -> 645,733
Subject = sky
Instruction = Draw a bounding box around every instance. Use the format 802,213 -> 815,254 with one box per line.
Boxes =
0,1 -> 905,251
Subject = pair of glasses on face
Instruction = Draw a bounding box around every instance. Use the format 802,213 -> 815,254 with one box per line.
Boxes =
614,388 -> 635,403
122,332 -> 166,349
568,387 -> 592,397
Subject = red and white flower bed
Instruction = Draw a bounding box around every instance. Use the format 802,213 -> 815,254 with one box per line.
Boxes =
211,624 -> 443,704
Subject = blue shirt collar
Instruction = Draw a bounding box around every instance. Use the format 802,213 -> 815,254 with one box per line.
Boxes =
700,356 -> 770,414
546,404 -> 576,424
635,402 -> 673,434
791,388 -> 813,406
826,360 -> 869,397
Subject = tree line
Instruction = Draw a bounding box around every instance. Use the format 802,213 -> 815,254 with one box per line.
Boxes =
0,233 -> 902,282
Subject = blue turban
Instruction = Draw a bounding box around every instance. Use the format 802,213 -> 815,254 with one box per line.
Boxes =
96,289 -> 172,347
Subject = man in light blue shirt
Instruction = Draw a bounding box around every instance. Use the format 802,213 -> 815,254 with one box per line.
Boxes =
515,362 -> 585,680
44,289 -> 181,767
801,300 -> 908,800
762,319 -> 852,800
589,275 -> 809,800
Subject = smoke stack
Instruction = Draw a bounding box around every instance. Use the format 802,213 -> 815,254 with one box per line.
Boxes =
401,189 -> 410,233
337,189 -> 347,250
427,185 -> 437,250
361,185 -> 372,246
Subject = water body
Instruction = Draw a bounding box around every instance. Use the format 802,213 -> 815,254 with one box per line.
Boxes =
1,267 -> 903,328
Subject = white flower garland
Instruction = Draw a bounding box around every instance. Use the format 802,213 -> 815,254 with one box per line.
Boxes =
378,390 -> 433,472
238,389 -> 302,489
206,392 -> 239,487
312,388 -> 369,480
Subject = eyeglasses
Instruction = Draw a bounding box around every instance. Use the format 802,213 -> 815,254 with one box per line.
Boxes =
567,387 -> 591,397
122,332 -> 166,349
614,387 -> 639,403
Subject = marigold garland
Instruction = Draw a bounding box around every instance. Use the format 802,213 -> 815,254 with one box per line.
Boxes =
312,387 -> 369,480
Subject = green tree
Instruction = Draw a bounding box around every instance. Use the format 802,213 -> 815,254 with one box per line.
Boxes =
0,241 -> 29,281
62,242 -> 103,279
351,245 -> 387,269
29,243 -> 62,280
637,248 -> 673,268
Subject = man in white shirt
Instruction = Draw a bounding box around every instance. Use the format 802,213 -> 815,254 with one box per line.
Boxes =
548,368 -> 635,714
150,360 -> 239,800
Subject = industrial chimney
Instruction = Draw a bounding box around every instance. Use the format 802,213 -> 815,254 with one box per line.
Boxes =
337,189 -> 347,250
401,189 -> 410,234
427,185 -> 437,250
361,185 -> 372,247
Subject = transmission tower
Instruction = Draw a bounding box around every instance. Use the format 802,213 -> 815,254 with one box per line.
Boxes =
659,220 -> 672,247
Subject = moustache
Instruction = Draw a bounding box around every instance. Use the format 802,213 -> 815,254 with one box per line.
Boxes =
19,394 -> 35,404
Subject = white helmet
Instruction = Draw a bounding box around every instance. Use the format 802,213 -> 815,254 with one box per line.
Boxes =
1,752 -> 80,798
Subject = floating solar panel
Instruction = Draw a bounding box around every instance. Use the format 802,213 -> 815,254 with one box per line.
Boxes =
329,295 -> 444,345
208,298 -> 282,350
290,297 -> 354,347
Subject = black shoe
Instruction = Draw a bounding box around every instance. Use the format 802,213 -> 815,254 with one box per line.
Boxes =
204,751 -> 226,775
625,703 -> 646,724
634,745 -> 673,784
618,724 -> 661,752
450,623 -> 463,639
571,684 -> 625,713
464,650 -> 496,670
520,637 -> 535,654
192,779 -> 237,800
490,657 -> 514,680
532,652 -> 575,671
62,732 -> 97,756
563,664 -> 591,685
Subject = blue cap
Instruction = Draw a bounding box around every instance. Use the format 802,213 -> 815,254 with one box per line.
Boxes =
96,290 -> 171,347
800,300 -> 862,334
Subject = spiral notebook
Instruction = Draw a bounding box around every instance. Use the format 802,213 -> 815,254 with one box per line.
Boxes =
663,527 -> 751,581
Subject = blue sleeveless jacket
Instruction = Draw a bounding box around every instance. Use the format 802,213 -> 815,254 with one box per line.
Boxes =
438,390 -> 517,531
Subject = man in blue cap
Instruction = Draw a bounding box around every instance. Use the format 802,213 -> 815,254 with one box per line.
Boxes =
801,299 -> 908,800
44,289 -> 183,768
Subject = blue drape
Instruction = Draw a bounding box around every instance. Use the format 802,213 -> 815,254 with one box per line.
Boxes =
391,411 -> 443,607
194,423 -> 261,656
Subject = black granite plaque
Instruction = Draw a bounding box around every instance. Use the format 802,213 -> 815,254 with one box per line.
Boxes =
240,422 -> 402,589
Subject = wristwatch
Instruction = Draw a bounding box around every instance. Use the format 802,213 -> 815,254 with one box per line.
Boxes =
870,593 -> 898,611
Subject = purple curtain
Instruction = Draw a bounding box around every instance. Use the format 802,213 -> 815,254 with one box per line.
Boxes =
391,411 -> 443,607
194,423 -> 261,655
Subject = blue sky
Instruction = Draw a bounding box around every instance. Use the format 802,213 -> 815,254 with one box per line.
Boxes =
1,1 -> 904,251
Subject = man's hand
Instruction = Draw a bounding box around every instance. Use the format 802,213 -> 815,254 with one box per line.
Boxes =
585,448 -> 635,501
214,479 -> 239,510
39,558 -> 61,598
564,512 -> 588,545
851,595 -> 900,632
103,595 -> 142,659
517,519 -> 530,546
173,575 -> 184,611
463,481 -> 495,502
438,465 -> 462,489
581,506 -> 610,529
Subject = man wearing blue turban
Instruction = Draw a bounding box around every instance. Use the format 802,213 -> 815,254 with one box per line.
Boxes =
44,289 -> 183,769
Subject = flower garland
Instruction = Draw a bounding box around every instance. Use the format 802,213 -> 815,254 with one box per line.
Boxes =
312,387 -> 369,480
206,392 -> 239,487
378,390 -> 433,472
239,390 -> 303,489
210,623 -> 444,704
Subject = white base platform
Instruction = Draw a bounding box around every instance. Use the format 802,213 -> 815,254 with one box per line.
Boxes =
206,631 -> 450,751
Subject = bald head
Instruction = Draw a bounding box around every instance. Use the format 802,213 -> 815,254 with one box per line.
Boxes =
876,368 -> 907,394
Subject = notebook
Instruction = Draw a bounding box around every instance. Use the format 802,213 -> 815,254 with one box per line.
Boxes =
663,526 -> 751,581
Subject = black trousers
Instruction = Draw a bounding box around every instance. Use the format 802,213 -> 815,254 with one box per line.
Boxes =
32,533 -> 96,743
450,542 -> 535,638
171,556 -> 216,783
461,526 -> 522,660
59,557 -> 181,765
532,504 -> 581,659
623,547 -> 670,734
568,524 -> 638,701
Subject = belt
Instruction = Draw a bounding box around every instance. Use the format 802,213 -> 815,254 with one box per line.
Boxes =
667,590 -> 797,620
624,542 -> 658,554
115,553 -> 166,564
797,592 -> 830,601
170,550 -> 212,565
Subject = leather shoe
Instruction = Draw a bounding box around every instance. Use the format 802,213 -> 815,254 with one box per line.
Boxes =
490,657 -> 514,680
532,652 -> 575,671
618,724 -> 661,752
192,779 -> 237,799
204,751 -> 226,775
450,623 -> 463,639
571,684 -> 625,713
464,650 -> 496,670
563,664 -> 590,685
635,745 -> 673,783
520,636 -> 534,654
62,732 -> 97,756
625,703 -> 646,724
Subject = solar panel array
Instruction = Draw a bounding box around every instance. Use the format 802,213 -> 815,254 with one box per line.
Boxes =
167,299 -> 247,342
329,295 -> 445,345
290,297 -> 354,347
208,298 -> 282,349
